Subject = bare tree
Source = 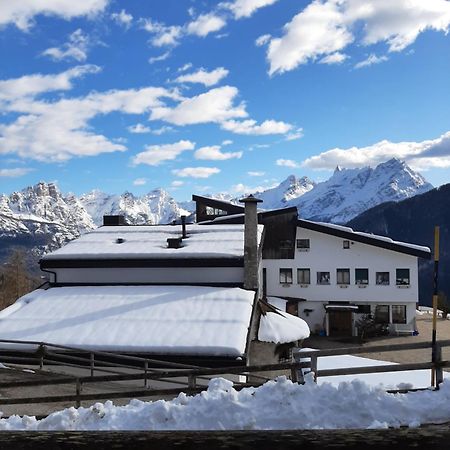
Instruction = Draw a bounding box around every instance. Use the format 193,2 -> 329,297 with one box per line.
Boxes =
0,249 -> 41,311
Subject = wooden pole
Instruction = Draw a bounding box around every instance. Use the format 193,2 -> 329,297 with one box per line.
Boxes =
431,226 -> 440,387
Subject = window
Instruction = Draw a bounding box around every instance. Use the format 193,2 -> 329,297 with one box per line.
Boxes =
343,240 -> 350,249
357,304 -> 371,314
317,271 -> 330,285
296,239 -> 310,250
376,272 -> 390,285
279,239 -> 293,249
374,305 -> 389,323
355,268 -> 369,285
279,268 -> 293,284
392,305 -> 407,324
297,268 -> 310,284
336,268 -> 350,285
396,268 -> 410,286
206,207 -> 226,216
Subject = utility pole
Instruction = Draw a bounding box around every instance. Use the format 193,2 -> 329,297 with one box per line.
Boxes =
431,226 -> 440,388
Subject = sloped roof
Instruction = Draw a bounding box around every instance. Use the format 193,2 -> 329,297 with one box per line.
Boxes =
297,219 -> 431,259
41,223 -> 264,265
0,285 -> 255,357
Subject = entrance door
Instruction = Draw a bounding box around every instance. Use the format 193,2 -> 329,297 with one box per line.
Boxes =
328,310 -> 352,337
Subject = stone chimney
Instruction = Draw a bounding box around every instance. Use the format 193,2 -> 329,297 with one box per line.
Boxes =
239,194 -> 262,290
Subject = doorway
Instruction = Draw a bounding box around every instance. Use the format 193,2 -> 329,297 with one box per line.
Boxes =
328,310 -> 353,337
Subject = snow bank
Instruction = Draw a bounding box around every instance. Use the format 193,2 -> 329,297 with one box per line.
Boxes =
1,376 -> 450,430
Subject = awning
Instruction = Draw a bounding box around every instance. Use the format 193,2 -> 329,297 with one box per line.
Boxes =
325,304 -> 359,311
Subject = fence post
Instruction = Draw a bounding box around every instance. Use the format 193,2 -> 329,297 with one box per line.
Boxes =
76,379 -> 82,408
90,353 -> 95,377
188,374 -> 196,394
435,343 -> 443,389
39,344 -> 45,370
144,361 -> 148,388
310,355 -> 318,383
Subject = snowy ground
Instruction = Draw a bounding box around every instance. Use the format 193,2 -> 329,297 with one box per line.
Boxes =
0,351 -> 449,431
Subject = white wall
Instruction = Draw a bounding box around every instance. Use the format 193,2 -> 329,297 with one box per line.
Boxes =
50,267 -> 244,285
263,227 -> 420,334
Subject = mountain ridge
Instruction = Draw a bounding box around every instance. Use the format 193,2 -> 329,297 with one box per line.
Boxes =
0,158 -> 434,262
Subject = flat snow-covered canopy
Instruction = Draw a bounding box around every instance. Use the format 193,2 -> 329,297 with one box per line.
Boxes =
0,286 -> 255,357
41,224 -> 264,260
258,297 -> 310,344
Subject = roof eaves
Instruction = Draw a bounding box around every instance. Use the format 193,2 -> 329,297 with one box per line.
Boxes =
297,219 -> 431,259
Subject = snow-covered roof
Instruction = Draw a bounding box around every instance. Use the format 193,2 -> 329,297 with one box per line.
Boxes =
258,298 -> 310,344
298,219 -> 431,257
42,224 -> 264,260
0,286 -> 255,357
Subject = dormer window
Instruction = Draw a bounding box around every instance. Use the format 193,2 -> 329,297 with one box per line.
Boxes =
296,239 -> 310,251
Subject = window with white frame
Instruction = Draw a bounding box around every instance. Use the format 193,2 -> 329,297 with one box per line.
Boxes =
279,268 -> 293,284
296,239 -> 310,250
336,268 -> 350,285
392,305 -> 407,324
317,271 -> 330,285
343,240 -> 350,249
396,268 -> 410,286
355,268 -> 369,285
297,268 -> 310,284
376,272 -> 390,285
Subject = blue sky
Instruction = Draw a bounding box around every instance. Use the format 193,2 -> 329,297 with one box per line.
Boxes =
1,0 -> 450,202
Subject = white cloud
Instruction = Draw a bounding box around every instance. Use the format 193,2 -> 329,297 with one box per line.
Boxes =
178,63 -> 193,72
0,65 -> 100,102
222,139 -> 233,146
221,119 -> 292,135
267,0 -> 352,75
186,13 -> 226,37
171,180 -> 184,187
148,51 -> 171,64
248,171 -> 265,176
132,140 -> 195,166
301,131 -> 450,171
133,178 -> 147,186
41,29 -> 91,62
231,181 -> 277,193
320,52 -> 348,65
0,79 -> 180,162
0,167 -> 33,177
255,34 -> 271,46
194,145 -> 242,160
354,54 -> 388,69
151,126 -> 174,135
150,86 -> 247,126
285,127 -> 304,141
111,9 -> 133,29
172,167 -> 220,178
142,19 -> 183,47
0,0 -> 108,31
127,123 -> 150,134
265,0 -> 450,75
276,159 -> 300,168
174,67 -> 229,87
224,0 -> 279,19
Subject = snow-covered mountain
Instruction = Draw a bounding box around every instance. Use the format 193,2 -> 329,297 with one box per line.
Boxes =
0,182 -> 189,261
0,158 -> 433,262
287,158 -> 433,223
252,175 -> 316,209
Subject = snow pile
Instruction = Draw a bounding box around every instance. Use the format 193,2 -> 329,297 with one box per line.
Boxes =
1,375 -> 450,430
259,310 -> 310,344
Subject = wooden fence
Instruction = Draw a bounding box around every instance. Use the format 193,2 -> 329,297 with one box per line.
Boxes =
0,338 -> 449,411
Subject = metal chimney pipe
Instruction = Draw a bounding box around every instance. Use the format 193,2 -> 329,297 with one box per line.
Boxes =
181,215 -> 187,238
239,195 -> 262,290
